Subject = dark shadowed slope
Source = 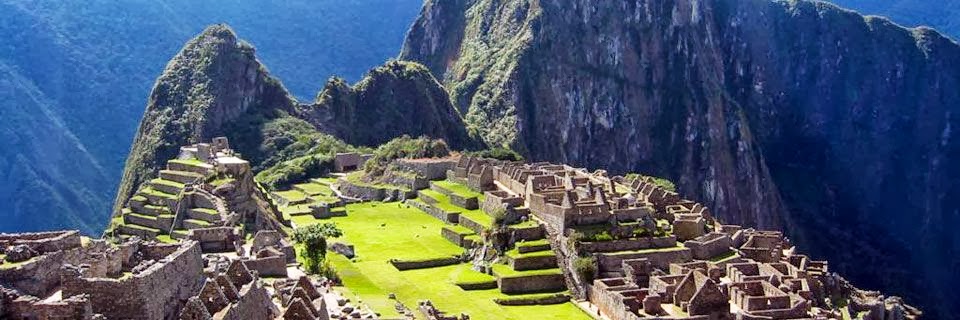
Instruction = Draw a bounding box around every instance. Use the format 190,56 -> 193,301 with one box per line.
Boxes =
401,0 -> 960,317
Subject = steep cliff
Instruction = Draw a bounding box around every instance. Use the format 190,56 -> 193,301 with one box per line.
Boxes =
401,0 -> 960,317
114,25 -> 473,214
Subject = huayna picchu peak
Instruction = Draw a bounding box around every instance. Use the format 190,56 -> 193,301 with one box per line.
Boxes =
3,0 -> 960,318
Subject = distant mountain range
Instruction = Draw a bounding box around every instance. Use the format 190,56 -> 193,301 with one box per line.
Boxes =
829,0 -> 960,39
0,0 -> 423,235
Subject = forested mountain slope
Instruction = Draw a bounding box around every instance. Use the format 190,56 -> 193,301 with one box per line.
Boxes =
0,0 -> 423,234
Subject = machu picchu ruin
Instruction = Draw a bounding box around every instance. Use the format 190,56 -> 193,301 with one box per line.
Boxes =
5,2 -> 953,317
0,138 -> 922,319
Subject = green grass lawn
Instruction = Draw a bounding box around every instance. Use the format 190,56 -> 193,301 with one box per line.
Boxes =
432,180 -> 482,198
274,190 -> 308,203
294,182 -> 333,196
295,202 -> 591,320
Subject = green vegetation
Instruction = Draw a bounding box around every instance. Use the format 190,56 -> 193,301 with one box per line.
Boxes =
467,147 -> 524,161
292,202 -> 589,319
624,173 -> 677,192
292,223 -> 342,274
491,264 -> 563,279
363,135 -> 450,177
252,117 -> 362,190
709,250 -> 739,262
433,180 -> 482,198
573,256 -> 597,282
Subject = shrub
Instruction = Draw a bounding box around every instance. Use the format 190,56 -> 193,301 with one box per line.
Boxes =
469,147 -> 523,161
594,231 -> 614,242
363,135 -> 451,177
292,223 -> 342,274
573,256 -> 597,283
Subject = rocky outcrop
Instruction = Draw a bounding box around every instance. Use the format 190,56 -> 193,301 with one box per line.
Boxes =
294,61 -> 473,148
401,0 -> 960,317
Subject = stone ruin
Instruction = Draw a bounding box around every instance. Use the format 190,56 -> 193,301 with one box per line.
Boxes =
0,228 -> 343,320
445,155 -> 921,319
112,137 -> 289,253
417,300 -> 469,320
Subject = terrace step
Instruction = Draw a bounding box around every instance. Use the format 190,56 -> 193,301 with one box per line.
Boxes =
187,208 -> 221,223
517,240 -> 552,254
170,229 -> 190,240
141,204 -> 171,216
182,219 -> 213,229
150,178 -> 184,195
506,248 -> 558,271
293,183 -> 332,196
128,195 -> 148,210
140,188 -> 178,207
159,170 -> 204,184
124,213 -> 170,230
166,159 -> 214,175
117,223 -> 161,239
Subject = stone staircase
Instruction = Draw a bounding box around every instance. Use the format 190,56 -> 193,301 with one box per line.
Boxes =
113,158 -> 219,242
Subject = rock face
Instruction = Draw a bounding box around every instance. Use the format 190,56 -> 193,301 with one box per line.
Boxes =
401,0 -> 960,316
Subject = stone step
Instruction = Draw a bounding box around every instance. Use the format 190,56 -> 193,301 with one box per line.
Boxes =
140,188 -> 178,207
123,212 -> 168,230
141,204 -> 171,216
159,170 -> 204,185
150,178 -> 184,195
128,195 -> 148,211
170,229 -> 190,240
117,223 -> 161,239
182,219 -> 213,229
166,159 -> 214,175
517,240 -> 552,254
187,208 -> 221,223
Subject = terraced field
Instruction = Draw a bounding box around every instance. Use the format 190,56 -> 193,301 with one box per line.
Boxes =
292,198 -> 591,319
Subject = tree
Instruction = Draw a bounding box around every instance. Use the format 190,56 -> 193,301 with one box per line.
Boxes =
292,223 -> 342,274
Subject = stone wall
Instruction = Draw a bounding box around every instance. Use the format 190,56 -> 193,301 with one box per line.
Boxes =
218,280 -> 280,320
497,273 -> 566,294
62,242 -> 204,320
0,251 -> 66,297
481,191 -> 524,216
441,227 -> 473,247
597,248 -> 692,273
578,236 -> 677,254
395,159 -> 456,180
242,256 -> 287,278
0,230 -> 81,253
339,180 -> 414,202
389,257 -> 461,270
430,183 -> 478,210
188,227 -> 239,253
587,282 -> 645,320
510,225 -> 544,242
510,255 -> 557,271
407,199 -> 459,224
2,291 -> 94,320
684,233 -> 734,260
458,215 -> 486,234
